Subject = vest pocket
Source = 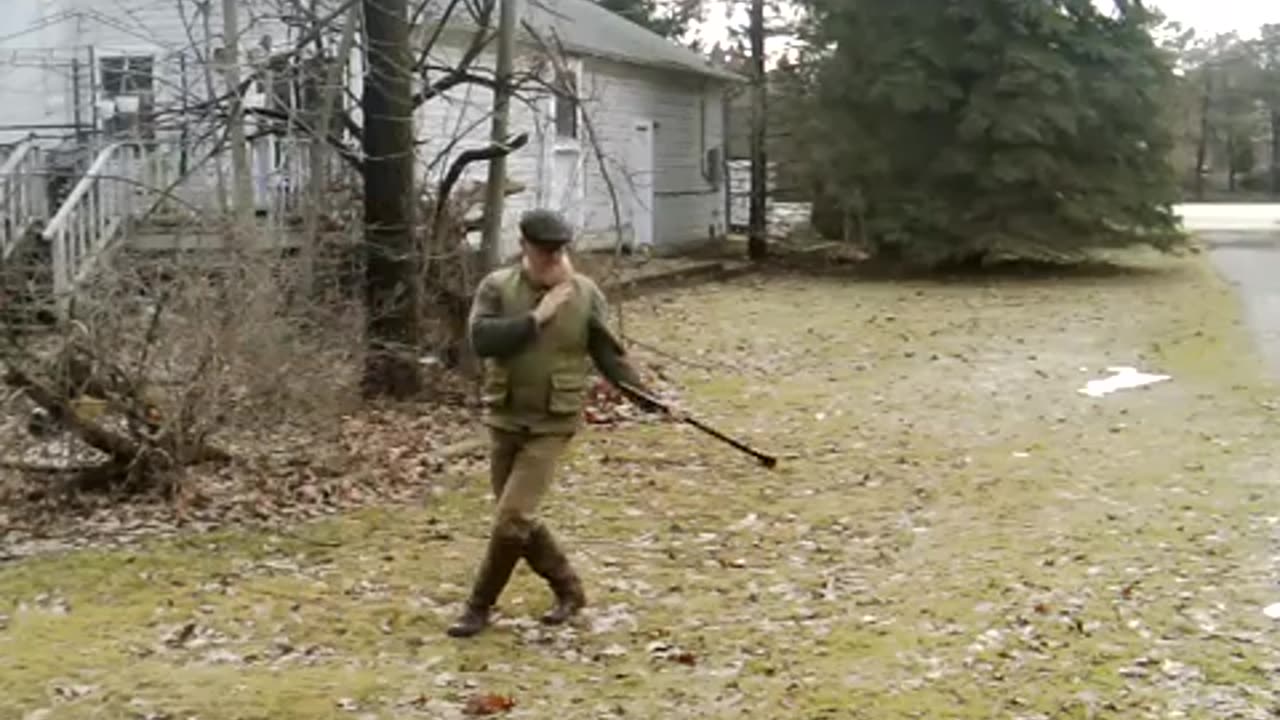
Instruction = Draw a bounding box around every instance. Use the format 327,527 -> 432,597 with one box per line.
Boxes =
547,371 -> 587,415
482,366 -> 510,408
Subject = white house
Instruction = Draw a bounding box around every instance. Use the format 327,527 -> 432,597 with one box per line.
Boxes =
0,0 -> 740,262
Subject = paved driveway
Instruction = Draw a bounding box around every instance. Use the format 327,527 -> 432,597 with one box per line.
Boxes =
1178,203 -> 1280,375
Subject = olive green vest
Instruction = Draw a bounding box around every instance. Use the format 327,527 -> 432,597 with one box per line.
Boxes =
481,267 -> 593,434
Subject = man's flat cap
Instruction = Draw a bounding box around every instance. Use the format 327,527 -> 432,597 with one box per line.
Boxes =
519,208 -> 573,245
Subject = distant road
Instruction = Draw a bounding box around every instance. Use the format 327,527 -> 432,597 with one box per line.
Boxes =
1178,203 -> 1280,376
1176,203 -> 1280,237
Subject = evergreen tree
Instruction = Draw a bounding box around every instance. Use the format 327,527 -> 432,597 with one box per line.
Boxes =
1171,28 -> 1279,198
594,0 -> 701,41
798,0 -> 1187,266
1261,25 -> 1280,195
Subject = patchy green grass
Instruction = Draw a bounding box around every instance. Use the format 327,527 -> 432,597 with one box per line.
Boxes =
3,252 -> 1279,719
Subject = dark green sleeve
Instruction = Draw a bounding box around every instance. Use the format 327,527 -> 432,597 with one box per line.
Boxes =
468,274 -> 537,358
586,285 -> 645,390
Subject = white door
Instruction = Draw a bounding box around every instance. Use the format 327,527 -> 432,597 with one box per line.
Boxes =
628,119 -> 656,250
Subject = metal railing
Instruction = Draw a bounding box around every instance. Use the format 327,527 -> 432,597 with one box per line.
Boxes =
0,139 -> 48,260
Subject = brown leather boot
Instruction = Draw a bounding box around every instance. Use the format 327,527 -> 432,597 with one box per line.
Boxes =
523,523 -> 586,625
446,531 -> 525,638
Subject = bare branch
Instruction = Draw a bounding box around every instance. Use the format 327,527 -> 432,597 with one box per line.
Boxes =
412,4 -> 497,107
433,131 -> 530,234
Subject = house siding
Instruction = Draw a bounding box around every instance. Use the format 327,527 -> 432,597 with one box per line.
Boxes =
69,0 -> 296,114
65,0 -> 291,57
578,56 -> 728,251
412,43 -> 562,260
2,0 -> 733,255
0,0 -> 301,145
0,1 -> 78,144
410,42 -> 734,257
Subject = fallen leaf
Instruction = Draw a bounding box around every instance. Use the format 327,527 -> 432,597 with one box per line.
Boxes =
53,684 -> 97,701
598,643 -> 628,657
464,693 -> 516,715
164,621 -> 197,647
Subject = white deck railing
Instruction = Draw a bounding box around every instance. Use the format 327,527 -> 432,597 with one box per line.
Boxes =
41,142 -> 144,307
0,139 -> 48,260
38,133 -> 341,312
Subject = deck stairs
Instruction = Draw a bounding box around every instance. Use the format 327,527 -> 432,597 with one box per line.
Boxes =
0,135 -> 333,326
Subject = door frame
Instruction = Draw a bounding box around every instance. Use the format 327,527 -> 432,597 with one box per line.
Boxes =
628,118 -> 656,250
540,59 -> 586,230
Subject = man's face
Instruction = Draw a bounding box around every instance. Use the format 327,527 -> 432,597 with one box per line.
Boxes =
522,237 -> 566,283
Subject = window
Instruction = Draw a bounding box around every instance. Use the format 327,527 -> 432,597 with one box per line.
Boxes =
99,55 -> 154,97
98,54 -> 156,139
553,67 -> 578,139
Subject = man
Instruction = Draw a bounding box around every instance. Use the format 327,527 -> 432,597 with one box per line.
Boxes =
447,208 -> 662,638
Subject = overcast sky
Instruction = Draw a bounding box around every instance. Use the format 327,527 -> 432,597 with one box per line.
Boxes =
691,0 -> 1279,50
1152,0 -> 1276,38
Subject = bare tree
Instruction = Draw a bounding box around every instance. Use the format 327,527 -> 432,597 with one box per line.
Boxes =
747,0 -> 767,260
360,0 -> 422,398
220,0 -> 255,232
0,0 -> 641,499
478,0 -> 519,272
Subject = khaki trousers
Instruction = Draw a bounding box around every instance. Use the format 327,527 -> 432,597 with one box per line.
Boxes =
455,426 -> 584,621
487,427 -> 572,538
458,427 -> 580,612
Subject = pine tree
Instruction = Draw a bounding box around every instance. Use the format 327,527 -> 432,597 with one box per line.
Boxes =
593,0 -> 701,40
799,0 -> 1187,267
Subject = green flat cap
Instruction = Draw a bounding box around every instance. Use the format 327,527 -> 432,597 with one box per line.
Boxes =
519,208 -> 573,245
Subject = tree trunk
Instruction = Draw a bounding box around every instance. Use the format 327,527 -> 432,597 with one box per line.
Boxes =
746,0 -> 767,260
479,0 -> 517,272
361,0 -> 422,399
1194,73 -> 1211,201
1226,134 -> 1237,192
810,186 -> 842,241
1271,109 -> 1280,198
302,3 -> 358,299
220,0 -> 254,234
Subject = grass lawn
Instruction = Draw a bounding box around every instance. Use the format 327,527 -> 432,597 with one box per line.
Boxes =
2,251 -> 1278,719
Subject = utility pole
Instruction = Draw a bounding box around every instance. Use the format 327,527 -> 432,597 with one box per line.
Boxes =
221,0 -> 254,232
479,0 -> 518,270
747,0 -> 767,260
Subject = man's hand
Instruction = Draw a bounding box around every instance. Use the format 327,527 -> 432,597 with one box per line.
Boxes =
532,281 -> 575,325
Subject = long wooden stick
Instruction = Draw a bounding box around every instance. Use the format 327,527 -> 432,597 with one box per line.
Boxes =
616,381 -> 778,469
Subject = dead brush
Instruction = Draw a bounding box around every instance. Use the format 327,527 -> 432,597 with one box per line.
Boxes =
0,221 -> 365,499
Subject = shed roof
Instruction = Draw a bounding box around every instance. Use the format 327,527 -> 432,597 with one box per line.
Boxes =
520,0 -> 741,82
418,0 -> 741,82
